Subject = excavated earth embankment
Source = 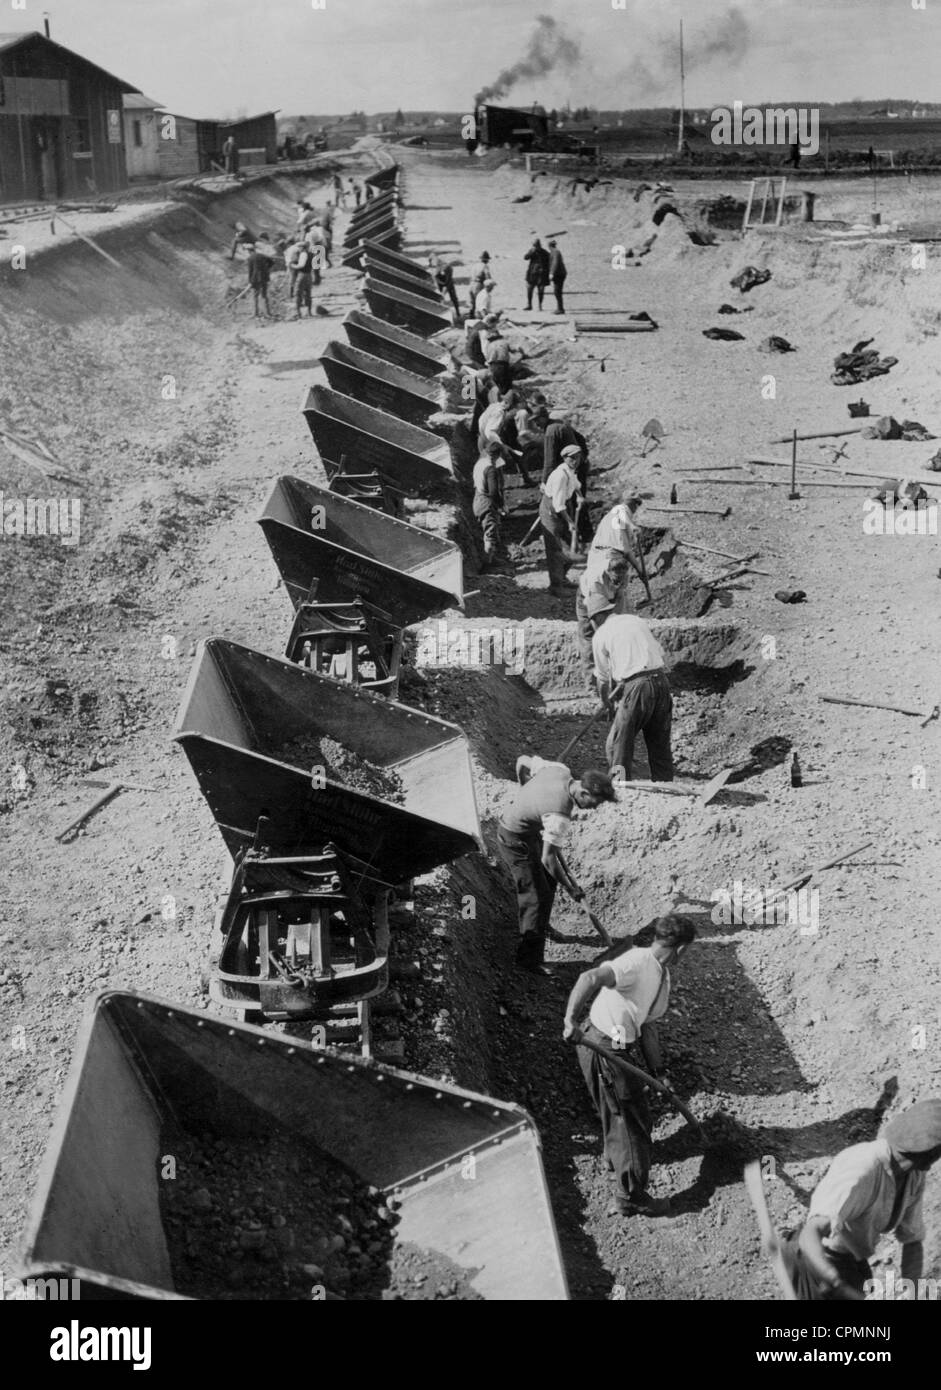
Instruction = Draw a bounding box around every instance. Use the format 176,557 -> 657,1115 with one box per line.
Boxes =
1,151 -> 939,1300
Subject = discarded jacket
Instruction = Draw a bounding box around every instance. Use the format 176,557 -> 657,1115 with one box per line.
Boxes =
871,477 -> 930,506
730,265 -> 771,292
861,416 -> 935,442
831,339 -> 898,386
757,335 -> 796,353
703,326 -> 745,341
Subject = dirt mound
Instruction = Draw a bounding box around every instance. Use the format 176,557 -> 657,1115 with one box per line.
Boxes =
275,734 -> 406,803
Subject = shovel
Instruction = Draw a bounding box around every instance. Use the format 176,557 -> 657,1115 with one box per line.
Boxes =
569,1027 -> 702,1135
555,849 -> 612,947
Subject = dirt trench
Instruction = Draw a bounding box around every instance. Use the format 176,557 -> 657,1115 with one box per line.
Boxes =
2,152 -> 939,1300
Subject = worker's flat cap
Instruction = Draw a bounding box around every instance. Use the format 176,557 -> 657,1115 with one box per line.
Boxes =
561,444 -> 582,457
884,1099 -> 941,1156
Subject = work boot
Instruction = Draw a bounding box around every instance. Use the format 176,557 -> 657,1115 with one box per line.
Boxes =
609,1192 -> 672,1218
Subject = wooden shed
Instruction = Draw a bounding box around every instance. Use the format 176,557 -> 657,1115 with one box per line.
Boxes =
122,92 -> 162,180
0,29 -> 136,203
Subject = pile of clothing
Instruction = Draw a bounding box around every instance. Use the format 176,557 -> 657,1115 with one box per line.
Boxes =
831,339 -> 898,386
860,415 -> 935,441
757,335 -> 796,354
730,265 -> 771,292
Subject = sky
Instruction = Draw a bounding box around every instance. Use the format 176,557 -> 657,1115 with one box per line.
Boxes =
12,0 -> 941,118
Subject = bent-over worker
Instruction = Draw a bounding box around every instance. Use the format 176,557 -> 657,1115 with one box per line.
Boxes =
781,1099 -> 941,1300
592,610 -> 673,780
563,913 -> 696,1215
497,758 -> 616,974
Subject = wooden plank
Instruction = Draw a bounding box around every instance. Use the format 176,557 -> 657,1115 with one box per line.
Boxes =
769,428 -> 865,443
677,539 -> 760,562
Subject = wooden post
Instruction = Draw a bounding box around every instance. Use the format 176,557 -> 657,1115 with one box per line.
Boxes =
775,177 -> 787,226
758,178 -> 771,225
742,179 -> 756,231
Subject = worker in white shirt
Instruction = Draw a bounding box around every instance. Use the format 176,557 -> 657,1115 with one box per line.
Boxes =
592,609 -> 673,780
539,444 -> 583,595
477,392 -> 517,458
576,554 -> 631,685
563,913 -> 697,1215
474,278 -> 496,318
781,1099 -> 941,1300
467,250 -> 492,313
586,490 -> 651,603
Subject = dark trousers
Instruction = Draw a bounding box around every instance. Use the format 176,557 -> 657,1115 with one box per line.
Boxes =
473,495 -> 502,559
607,671 -> 673,780
577,1023 -> 652,1201
295,272 -> 312,314
490,360 -> 512,393
574,591 -> 595,675
540,497 -> 572,590
496,827 -> 556,965
441,282 -> 461,316
779,1232 -> 870,1301
552,276 -> 566,312
526,281 -> 546,309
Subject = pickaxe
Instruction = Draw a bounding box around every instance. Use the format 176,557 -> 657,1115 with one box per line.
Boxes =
568,1027 -> 702,1135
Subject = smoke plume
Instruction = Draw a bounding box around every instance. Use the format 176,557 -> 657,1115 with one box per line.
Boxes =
615,6 -> 751,104
475,14 -> 581,107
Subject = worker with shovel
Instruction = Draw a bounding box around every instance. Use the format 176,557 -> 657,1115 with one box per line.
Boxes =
497,758 -> 616,976
593,608 -> 673,781
576,555 -> 631,688
563,912 -> 697,1216
779,1098 -> 941,1300
472,442 -> 511,574
586,489 -> 651,605
540,445 -> 585,596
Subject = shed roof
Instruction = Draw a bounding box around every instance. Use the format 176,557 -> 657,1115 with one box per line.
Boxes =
0,30 -> 138,93
123,92 -> 163,111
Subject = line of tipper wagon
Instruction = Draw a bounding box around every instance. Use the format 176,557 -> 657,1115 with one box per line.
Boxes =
18,159 -> 570,1300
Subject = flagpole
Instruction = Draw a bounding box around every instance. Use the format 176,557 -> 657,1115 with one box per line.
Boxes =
677,18 -> 685,155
